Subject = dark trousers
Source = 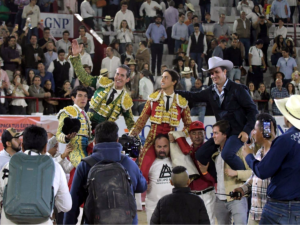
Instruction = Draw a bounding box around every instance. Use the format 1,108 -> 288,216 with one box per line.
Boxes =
275,18 -> 288,23
290,6 -> 296,23
145,16 -> 154,29
166,26 -> 175,54
248,65 -> 263,89
78,0 -> 84,14
196,135 -> 246,170
0,103 -> 7,114
83,17 -> 95,30
240,38 -> 250,62
10,105 -> 26,115
200,3 -> 211,22
108,4 -> 119,17
150,43 -> 163,75
190,52 -> 203,73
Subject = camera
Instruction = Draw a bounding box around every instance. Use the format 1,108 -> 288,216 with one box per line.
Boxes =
118,134 -> 142,158
229,191 -> 242,198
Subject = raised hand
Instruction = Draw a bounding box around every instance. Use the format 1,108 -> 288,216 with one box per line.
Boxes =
72,39 -> 83,57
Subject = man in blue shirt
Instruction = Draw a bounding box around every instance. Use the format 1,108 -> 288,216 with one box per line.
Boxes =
270,78 -> 289,115
243,95 -> 300,225
271,0 -> 291,23
172,13 -> 189,53
37,62 -> 55,92
146,14 -> 167,75
276,48 -> 297,83
63,121 -> 147,224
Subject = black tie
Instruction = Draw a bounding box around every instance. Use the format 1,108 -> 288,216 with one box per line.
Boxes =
106,89 -> 117,105
166,96 -> 171,112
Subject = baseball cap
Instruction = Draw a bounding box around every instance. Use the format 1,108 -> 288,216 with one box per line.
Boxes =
189,121 -> 205,132
1,128 -> 23,146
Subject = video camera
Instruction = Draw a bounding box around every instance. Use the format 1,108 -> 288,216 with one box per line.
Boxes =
118,134 -> 142,158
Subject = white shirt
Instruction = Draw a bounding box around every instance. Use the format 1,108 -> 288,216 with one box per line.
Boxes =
140,1 -> 162,17
163,92 -> 174,110
78,32 -> 95,54
117,29 -> 134,43
56,39 -> 72,53
215,150 -> 226,200
146,158 -> 173,210
274,26 -> 288,38
22,5 -> 40,28
0,150 -> 11,171
246,12 -> 261,23
80,0 -> 95,18
101,56 -> 121,78
186,32 -> 207,57
10,84 -> 29,107
287,0 -> 297,6
291,80 -> 300,94
47,59 -> 74,83
106,87 -> 123,101
154,76 -> 162,91
139,77 -> 154,100
0,151 -> 72,225
80,52 -> 93,70
114,9 -> 135,31
249,46 -> 263,66
184,78 -> 192,91
160,1 -> 166,13
236,0 -> 254,15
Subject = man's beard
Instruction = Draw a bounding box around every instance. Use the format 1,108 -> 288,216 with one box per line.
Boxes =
12,144 -> 21,152
155,21 -> 161,24
157,151 -> 167,159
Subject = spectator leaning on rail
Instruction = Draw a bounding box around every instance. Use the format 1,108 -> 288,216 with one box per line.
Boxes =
243,95 -> 300,225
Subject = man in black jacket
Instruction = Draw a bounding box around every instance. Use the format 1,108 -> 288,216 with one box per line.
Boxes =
224,38 -> 243,81
150,166 -> 210,224
120,43 -> 135,64
176,56 -> 258,171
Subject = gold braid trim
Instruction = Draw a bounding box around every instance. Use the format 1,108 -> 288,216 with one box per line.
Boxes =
176,94 -> 188,109
121,92 -> 133,111
57,106 -> 79,119
97,76 -> 114,88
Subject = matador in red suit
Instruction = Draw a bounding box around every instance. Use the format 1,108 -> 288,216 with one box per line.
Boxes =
129,69 -> 191,180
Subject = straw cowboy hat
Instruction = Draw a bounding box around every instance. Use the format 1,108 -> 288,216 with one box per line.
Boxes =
100,68 -> 108,76
185,3 -> 195,12
202,56 -> 233,72
275,95 -> 300,130
127,59 -> 137,65
103,15 -> 113,22
181,67 -> 192,75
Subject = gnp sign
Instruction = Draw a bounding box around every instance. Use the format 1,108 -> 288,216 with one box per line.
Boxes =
40,13 -> 74,38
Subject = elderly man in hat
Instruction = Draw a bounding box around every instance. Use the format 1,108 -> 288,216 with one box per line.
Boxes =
243,95 -> 300,225
101,16 -> 117,46
170,121 -> 216,224
0,128 -> 23,170
180,67 -> 195,91
176,56 -> 258,172
146,14 -> 167,75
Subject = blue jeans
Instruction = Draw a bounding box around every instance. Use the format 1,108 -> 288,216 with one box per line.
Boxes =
260,200 -> 300,224
27,27 -> 39,44
175,40 -> 185,54
196,135 -> 245,170
190,53 -> 203,73
190,106 -> 206,123
200,3 -> 210,22
240,38 -> 250,61
228,68 -> 241,81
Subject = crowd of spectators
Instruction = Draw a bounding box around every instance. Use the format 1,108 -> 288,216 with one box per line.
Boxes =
0,0 -> 299,121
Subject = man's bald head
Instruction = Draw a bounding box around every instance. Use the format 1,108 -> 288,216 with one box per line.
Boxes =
170,166 -> 190,188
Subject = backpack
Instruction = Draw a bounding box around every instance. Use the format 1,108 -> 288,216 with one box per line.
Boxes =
2,151 -> 55,224
82,155 -> 137,224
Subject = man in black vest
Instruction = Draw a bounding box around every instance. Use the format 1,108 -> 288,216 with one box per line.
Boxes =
101,16 -> 117,46
47,49 -> 71,95
121,43 -> 135,64
186,23 -> 207,75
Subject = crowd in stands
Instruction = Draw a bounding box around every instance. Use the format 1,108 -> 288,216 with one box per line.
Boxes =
0,0 -> 300,121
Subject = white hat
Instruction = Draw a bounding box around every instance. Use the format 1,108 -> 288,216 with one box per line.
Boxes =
185,3 -> 195,12
202,57 -> 233,72
103,15 -> 113,22
275,95 -> 300,130
181,67 -> 192,75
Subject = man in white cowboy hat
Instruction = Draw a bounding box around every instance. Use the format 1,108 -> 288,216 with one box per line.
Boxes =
101,15 -> 117,46
243,95 -> 300,225
114,0 -> 135,31
176,56 -> 258,172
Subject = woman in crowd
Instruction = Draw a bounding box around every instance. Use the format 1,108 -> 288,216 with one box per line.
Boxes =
109,39 -> 121,58
291,70 -> 300,94
271,35 -> 285,65
258,82 -> 270,113
248,82 -> 261,100
43,80 -> 58,115
126,59 -> 140,116
9,73 -> 29,115
286,82 -> 296,96
189,59 -> 198,79
57,80 -> 73,111
117,20 -> 133,55
27,70 -> 36,86
246,5 -> 263,44
142,63 -> 154,83
173,57 -> 184,77
286,38 -> 297,59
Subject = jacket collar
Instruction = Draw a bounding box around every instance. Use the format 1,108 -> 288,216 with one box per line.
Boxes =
92,142 -> 123,162
172,187 -> 191,194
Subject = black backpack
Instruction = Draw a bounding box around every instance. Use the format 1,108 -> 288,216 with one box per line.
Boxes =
82,155 -> 137,224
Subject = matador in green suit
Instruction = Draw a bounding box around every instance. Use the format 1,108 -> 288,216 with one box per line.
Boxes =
69,40 -> 135,131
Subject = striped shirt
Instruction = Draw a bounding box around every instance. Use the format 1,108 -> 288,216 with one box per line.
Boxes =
213,79 -> 228,105
241,149 -> 271,221
271,87 -> 289,115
